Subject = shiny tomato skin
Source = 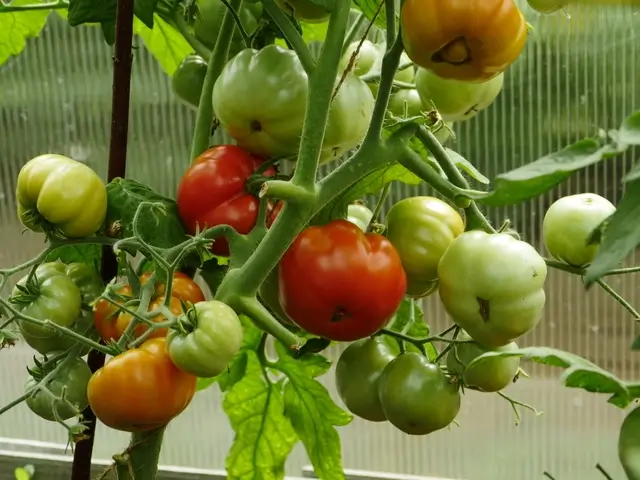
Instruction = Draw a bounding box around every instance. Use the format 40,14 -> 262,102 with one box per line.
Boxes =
176,145 -> 276,256
140,271 -> 205,304
87,337 -> 197,432
278,220 -> 407,341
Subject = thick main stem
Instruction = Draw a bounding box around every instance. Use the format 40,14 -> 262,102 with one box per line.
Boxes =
71,0 -> 135,477
189,0 -> 242,161
125,427 -> 166,478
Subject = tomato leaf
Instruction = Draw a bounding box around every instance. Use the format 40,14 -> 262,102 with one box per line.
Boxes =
384,299 -> 437,360
0,1 -> 50,67
583,178 -> 640,286
445,149 -> 490,185
134,0 -> 159,28
223,351 -> 298,480
44,244 -> 102,273
618,110 -> 640,147
473,139 -> 626,207
467,346 -> 633,407
274,343 -> 351,480
352,0 -> 389,29
199,257 -> 229,297
68,0 -> 117,44
133,16 -> 193,76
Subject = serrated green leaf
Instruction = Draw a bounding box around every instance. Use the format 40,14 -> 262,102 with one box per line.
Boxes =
275,348 -> 351,480
474,139 -> 626,207
467,346 -> 630,406
0,0 -> 50,66
134,16 -> 193,76
68,0 -> 116,27
224,352 -> 298,480
106,178 -> 190,250
618,110 -> 640,146
446,148 -> 489,185
44,245 -> 101,273
584,178 -> 640,286
134,0 -> 159,28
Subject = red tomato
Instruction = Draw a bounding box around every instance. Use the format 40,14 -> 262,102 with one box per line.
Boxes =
176,145 -> 276,256
278,219 -> 407,341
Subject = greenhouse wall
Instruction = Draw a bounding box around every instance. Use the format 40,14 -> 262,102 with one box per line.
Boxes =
0,1 -> 639,479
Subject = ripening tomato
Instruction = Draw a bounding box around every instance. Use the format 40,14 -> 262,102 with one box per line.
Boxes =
400,0 -> 528,83
278,220 -> 407,341
140,272 -> 205,304
87,337 -> 197,432
176,145 -> 276,256
93,285 -> 135,342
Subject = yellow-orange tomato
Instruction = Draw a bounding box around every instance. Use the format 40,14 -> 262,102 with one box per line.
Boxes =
87,337 -> 197,432
400,0 -> 528,83
93,285 -> 135,342
111,295 -> 185,342
140,271 -> 205,304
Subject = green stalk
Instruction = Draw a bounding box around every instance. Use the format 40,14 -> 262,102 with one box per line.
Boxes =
189,0 -> 243,162
116,427 -> 166,480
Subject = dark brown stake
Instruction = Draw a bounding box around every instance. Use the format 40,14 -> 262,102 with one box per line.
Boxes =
70,0 -> 135,478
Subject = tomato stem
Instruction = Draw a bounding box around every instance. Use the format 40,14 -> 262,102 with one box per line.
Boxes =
384,0 -> 395,47
341,12 -> 366,55
172,12 -> 212,59
219,0 -> 251,47
189,0 -> 243,162
261,0 -> 315,74
259,180 -> 316,204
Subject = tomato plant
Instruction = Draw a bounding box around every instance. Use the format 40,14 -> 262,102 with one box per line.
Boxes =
16,154 -> 108,238
437,231 -> 548,347
25,356 -> 92,422
415,69 -> 505,122
275,0 -> 329,23
166,300 -> 244,378
400,0 -> 528,82
377,352 -> 461,435
542,193 -> 617,267
335,337 -> 396,422
278,220 -> 407,341
619,404 -> 640,479
140,271 -> 205,304
446,331 -> 520,392
176,145 -> 276,256
346,203 -> 373,232
87,337 -> 197,432
386,196 -> 465,298
172,54 -> 207,109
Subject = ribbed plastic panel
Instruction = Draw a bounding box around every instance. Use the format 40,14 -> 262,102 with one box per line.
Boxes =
0,2 -> 638,478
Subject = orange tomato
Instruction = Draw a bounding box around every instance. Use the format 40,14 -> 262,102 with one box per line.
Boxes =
140,271 -> 205,304
87,337 -> 197,432
93,285 -> 135,342
114,295 -> 185,341
400,0 -> 528,83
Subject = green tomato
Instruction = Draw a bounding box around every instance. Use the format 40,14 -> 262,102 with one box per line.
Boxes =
445,331 -> 520,392
374,43 -> 415,84
437,231 -> 548,347
213,45 -> 374,162
386,196 -> 465,298
25,356 -> 92,422
172,55 -> 207,110
167,300 -> 244,378
542,193 -> 616,268
274,0 -> 329,23
377,352 -> 460,435
526,0 -> 565,14
339,40 -> 381,77
16,154 -> 107,239
415,68 -> 504,122
346,204 -> 373,232
619,404 -> 640,479
258,269 -> 295,326
335,337 -> 396,422
387,88 -> 424,118
193,0 -> 263,54
15,262 -> 102,355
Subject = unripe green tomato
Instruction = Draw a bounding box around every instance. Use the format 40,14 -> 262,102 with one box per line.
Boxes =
387,88 -> 424,118
446,331 -> 520,392
172,55 -> 207,110
194,0 -> 263,54
415,68 -> 504,122
619,404 -> 640,480
275,0 -> 330,23
335,337 -> 396,422
386,196 -> 465,298
339,40 -> 381,77
346,204 -> 373,232
542,193 -> 616,267
527,0 -> 566,14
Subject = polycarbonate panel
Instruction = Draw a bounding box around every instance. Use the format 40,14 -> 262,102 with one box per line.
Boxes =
1,2 -> 639,479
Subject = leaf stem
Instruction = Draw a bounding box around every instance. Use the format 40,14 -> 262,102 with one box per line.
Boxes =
415,125 -> 495,233
261,0 -> 315,74
379,328 -> 471,347
595,464 -> 614,480
384,0 -> 395,47
497,391 -> 543,425
219,0 -> 251,46
543,472 -> 557,480
189,0 -> 243,161
371,183 -> 391,223
596,278 -> 640,321
342,12 -> 366,53
172,13 -> 212,59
